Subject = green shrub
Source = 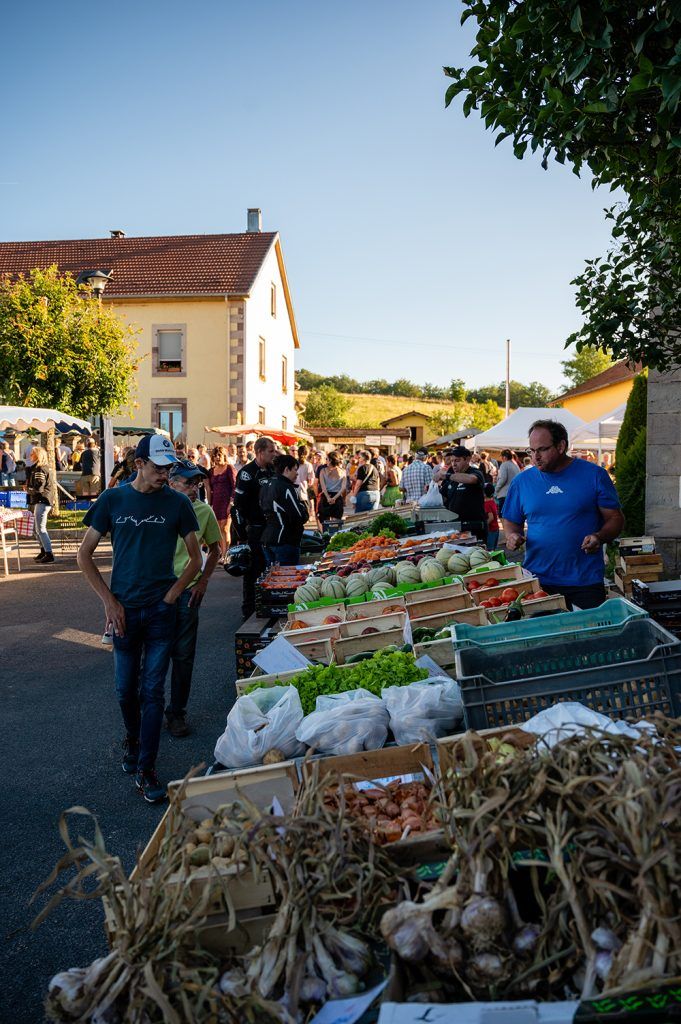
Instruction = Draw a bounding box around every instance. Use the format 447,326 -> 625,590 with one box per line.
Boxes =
616,427 -> 646,535
616,372 -> 647,467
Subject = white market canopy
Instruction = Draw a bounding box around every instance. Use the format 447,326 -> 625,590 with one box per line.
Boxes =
470,407 -> 586,451
0,405 -> 93,434
569,404 -> 626,451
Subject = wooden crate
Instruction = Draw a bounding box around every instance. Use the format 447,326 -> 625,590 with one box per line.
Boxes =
619,553 -> 663,573
346,595 -> 406,619
333,627 -> 405,665
235,663 -> 356,697
615,568 -> 662,597
461,563 -> 524,588
470,576 -> 539,606
290,637 -> 334,664
285,602 -> 345,629
406,591 -> 473,621
436,725 -> 536,775
339,611 -> 406,637
404,579 -> 465,608
280,622 -> 342,644
482,592 -> 567,620
410,605 -> 488,633
412,638 -> 457,675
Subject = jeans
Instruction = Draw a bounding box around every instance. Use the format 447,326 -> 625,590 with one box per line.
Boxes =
487,530 -> 499,551
541,582 -> 607,611
1,473 -> 16,487
34,503 -> 52,553
167,590 -> 199,718
356,490 -> 380,513
112,598 -> 177,770
264,543 -> 301,567
242,540 -> 266,620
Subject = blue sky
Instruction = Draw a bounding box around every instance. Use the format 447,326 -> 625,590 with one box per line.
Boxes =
1,0 -> 616,392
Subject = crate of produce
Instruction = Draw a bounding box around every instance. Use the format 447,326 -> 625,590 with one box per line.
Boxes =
615,562 -> 663,597
286,602 -> 346,629
411,605 -> 488,636
457,617 -> 681,729
406,591 -> 473,621
451,597 -> 646,650
345,595 -> 406,619
404,579 -> 465,607
234,614 -> 276,678
280,622 -> 342,645
333,626 -> 406,665
482,592 -> 567,621
469,576 -> 540,606
338,610 -> 406,637
412,638 -> 458,675
460,563 -> 525,589
290,636 -> 334,665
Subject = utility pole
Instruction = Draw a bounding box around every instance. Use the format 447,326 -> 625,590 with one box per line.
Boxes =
505,338 -> 511,417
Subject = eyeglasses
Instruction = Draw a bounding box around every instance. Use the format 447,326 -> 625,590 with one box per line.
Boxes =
527,445 -> 556,456
143,460 -> 171,474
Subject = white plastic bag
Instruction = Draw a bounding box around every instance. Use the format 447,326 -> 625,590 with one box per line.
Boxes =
295,688 -> 389,755
383,678 -> 463,744
214,685 -> 305,768
418,480 -> 444,508
519,701 -> 657,750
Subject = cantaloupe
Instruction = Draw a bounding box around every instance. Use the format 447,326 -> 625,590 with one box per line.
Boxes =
435,547 -> 454,567
396,562 -> 421,584
420,559 -> 446,583
447,553 -> 470,575
346,574 -> 369,597
321,576 -> 346,599
294,583 -> 319,604
468,547 -> 489,568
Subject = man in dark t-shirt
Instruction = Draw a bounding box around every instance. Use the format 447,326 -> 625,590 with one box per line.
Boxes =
78,434 -> 201,803
445,445 -> 487,542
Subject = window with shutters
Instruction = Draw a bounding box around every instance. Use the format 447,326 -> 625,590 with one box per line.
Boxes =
271,283 -> 277,317
153,324 -> 186,376
282,416 -> 288,430
282,355 -> 288,393
259,337 -> 266,381
258,406 -> 266,425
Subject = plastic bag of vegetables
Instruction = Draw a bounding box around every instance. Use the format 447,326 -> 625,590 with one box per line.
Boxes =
295,688 -> 389,756
214,685 -> 305,767
382,678 -> 463,744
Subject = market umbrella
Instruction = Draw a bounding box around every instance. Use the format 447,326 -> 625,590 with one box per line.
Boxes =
0,405 -> 92,434
205,423 -> 314,446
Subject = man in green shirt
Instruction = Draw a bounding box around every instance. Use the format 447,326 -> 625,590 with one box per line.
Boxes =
166,459 -> 222,736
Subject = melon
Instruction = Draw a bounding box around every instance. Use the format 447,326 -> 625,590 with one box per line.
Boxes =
468,547 -> 489,568
435,547 -> 454,567
474,560 -> 502,573
321,576 -> 346,599
385,565 -> 397,586
365,565 -> 392,587
420,559 -> 446,583
305,575 -> 324,594
396,562 -> 421,584
346,574 -> 369,597
371,583 -> 393,599
447,553 -> 470,575
294,583 -> 319,605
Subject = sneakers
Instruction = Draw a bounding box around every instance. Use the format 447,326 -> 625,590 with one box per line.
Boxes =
135,768 -> 167,804
41,552 -> 55,564
121,736 -> 139,774
165,712 -> 190,738
101,630 -> 113,646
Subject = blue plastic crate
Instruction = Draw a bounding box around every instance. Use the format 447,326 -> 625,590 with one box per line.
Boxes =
451,597 -> 647,651
62,499 -> 92,510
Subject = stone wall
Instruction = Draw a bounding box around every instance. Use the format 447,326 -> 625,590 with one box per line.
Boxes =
646,367 -> 681,573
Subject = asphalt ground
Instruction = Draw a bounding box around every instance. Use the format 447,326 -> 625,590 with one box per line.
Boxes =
0,544 -> 244,1023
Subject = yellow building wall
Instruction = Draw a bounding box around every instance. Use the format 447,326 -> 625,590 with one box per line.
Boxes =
107,297 -> 231,446
559,378 -> 634,422
382,414 -> 431,447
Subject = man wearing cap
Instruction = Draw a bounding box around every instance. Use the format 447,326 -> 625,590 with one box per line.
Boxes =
75,437 -> 101,497
400,449 -> 433,503
232,435 -> 277,619
77,434 -> 201,803
443,446 -> 487,541
165,458 -> 222,737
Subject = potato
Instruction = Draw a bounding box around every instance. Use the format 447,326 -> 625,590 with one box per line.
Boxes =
263,747 -> 286,765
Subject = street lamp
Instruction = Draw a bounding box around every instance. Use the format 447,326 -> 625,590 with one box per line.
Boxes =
77,269 -> 112,299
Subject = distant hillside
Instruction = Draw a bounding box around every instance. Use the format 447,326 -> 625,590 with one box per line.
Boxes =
298,391 -> 454,428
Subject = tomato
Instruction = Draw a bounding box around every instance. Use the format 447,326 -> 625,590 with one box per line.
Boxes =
500,587 -> 519,603
488,597 -> 503,607
485,577 -> 499,587
467,580 -> 481,591
534,590 -> 549,599
480,599 -> 495,608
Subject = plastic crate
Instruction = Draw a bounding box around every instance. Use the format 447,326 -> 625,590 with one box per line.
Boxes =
0,490 -> 28,508
451,597 -> 647,651
459,619 -> 681,729
62,499 -> 92,511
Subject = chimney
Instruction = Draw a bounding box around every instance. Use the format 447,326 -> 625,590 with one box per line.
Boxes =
110,229 -> 126,238
247,208 -> 262,233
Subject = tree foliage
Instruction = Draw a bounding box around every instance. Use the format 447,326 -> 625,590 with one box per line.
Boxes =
466,379 -> 555,406
0,266 -> 138,417
427,400 -> 503,437
302,385 -> 352,427
444,0 -> 681,370
616,371 -> 648,464
295,369 -> 553,406
560,347 -> 614,388
616,426 -> 647,534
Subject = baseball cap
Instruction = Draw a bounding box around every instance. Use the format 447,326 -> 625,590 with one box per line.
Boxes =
134,434 -> 178,466
415,449 -> 428,459
169,458 -> 205,480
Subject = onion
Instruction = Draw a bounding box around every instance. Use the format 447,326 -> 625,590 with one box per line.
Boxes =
467,952 -> 508,986
380,903 -> 434,962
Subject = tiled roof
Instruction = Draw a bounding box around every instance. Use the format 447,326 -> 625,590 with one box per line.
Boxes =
552,360 -> 643,402
380,410 -> 433,426
0,232 -> 278,297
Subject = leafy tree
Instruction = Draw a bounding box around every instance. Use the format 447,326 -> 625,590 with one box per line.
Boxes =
616,427 -> 647,534
469,399 -> 504,431
301,385 -> 352,427
449,378 -> 467,401
561,347 -> 614,389
0,265 -> 138,417
392,378 -> 423,398
465,380 -> 555,407
616,372 -> 648,465
444,0 -> 681,370
422,382 -> 448,400
365,378 -> 392,395
523,381 -> 556,406
295,368 -> 326,391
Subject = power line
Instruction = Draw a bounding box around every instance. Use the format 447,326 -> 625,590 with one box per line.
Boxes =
299,329 -> 560,359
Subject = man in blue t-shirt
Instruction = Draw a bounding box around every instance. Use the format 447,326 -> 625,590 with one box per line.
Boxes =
78,434 -> 201,803
502,419 -> 624,610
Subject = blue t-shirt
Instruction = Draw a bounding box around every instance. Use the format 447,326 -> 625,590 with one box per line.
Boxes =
502,459 -> 621,587
84,484 -> 199,607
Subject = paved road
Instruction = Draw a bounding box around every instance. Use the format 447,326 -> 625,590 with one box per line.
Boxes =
1,546 -> 244,1022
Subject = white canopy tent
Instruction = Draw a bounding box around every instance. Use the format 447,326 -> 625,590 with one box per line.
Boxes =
468,407 -> 586,451
0,406 -> 92,434
569,404 -> 626,455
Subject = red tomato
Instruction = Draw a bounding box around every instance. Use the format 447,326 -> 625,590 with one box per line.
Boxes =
480,599 -> 495,608
488,597 -> 503,608
467,580 -> 481,591
534,590 -> 549,599
500,587 -> 519,603
485,577 -> 499,587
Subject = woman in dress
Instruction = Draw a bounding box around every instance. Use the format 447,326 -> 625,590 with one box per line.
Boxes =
380,454 -> 402,506
205,445 -> 236,558
317,451 -> 347,524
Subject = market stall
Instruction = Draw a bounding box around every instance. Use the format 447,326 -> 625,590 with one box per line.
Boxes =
468,406 -> 586,452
